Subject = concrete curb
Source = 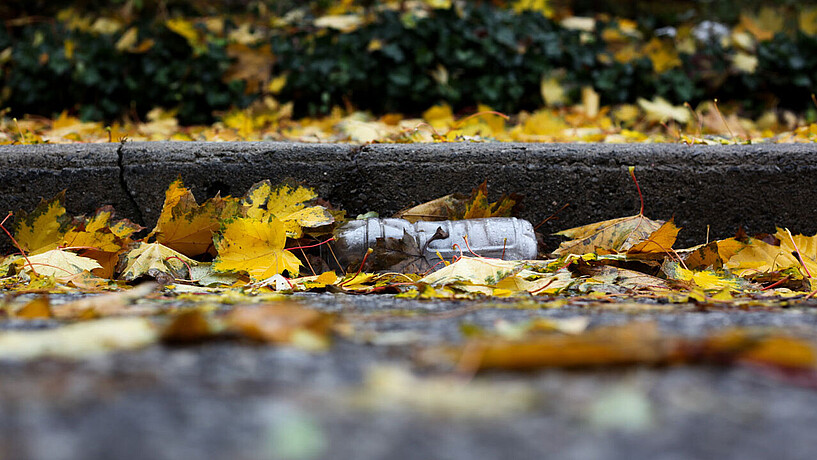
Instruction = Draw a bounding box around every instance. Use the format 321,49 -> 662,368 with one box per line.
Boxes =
1,141 -> 816,251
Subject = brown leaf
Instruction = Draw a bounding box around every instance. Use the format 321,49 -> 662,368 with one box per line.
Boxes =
362,231 -> 431,274
224,43 -> 273,94
226,303 -> 335,349
161,310 -> 219,343
421,323 -> 817,372
554,214 -> 664,256
393,193 -> 468,223
15,296 -> 51,319
626,219 -> 680,255
150,178 -> 241,257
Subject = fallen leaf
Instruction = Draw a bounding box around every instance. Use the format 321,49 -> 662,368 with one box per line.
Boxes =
394,193 -> 468,222
724,237 -> 800,278
362,230 -> 431,274
637,97 -> 690,124
14,296 -> 51,319
213,216 -> 302,281
150,178 -> 240,257
419,256 -> 525,286
421,322 -> 817,372
13,192 -> 72,255
350,365 -> 537,418
161,309 -> 220,343
0,317 -> 157,360
554,215 -> 664,256
226,302 -> 335,350
626,219 -> 680,256
241,180 -> 333,238
23,249 -> 102,278
462,181 -> 518,220
120,242 -> 197,281
51,282 -> 159,318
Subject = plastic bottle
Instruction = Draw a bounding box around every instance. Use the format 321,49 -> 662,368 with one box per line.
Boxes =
332,217 -> 538,269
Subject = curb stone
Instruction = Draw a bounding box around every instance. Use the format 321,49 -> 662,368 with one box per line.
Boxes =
1,141 -> 816,252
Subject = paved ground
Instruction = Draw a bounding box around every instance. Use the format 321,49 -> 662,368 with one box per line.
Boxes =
2,293 -> 817,460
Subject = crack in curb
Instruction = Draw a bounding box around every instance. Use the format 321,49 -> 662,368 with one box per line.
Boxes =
116,140 -> 146,225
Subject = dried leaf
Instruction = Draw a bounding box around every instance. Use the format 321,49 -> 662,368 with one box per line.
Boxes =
23,249 -> 102,278
626,220 -> 680,255
0,317 -> 157,360
394,193 -> 468,223
363,231 -> 430,274
51,282 -> 159,318
161,309 -> 219,343
150,178 -> 240,257
554,215 -> 664,256
213,216 -> 301,281
226,303 -> 335,350
13,192 -> 72,255
241,180 -> 333,238
14,296 -> 51,319
120,242 -> 197,281
419,257 -> 524,286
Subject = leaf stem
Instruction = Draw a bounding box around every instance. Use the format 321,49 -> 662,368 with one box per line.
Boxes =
628,166 -> 644,216
0,211 -> 35,271
785,228 -> 812,278
284,236 -> 335,251
339,248 -> 373,287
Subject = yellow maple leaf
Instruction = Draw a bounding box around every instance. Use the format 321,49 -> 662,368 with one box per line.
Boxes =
663,261 -> 742,291
241,180 -> 333,238
723,237 -> 800,277
150,178 -> 240,257
13,192 -> 73,255
61,206 -> 141,278
121,242 -> 197,281
213,216 -> 301,281
776,228 -> 817,278
722,229 -> 817,282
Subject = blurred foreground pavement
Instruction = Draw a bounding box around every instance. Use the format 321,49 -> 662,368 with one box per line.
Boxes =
2,293 -> 817,460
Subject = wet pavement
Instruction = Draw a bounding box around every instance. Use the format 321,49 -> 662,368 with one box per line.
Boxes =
2,294 -> 817,460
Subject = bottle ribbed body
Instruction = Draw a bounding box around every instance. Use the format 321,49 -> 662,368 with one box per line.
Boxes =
333,217 -> 538,269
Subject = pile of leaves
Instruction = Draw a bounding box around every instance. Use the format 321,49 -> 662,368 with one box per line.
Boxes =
4,171 -> 817,302
3,98 -> 817,145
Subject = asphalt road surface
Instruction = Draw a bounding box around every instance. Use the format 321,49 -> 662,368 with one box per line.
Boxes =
2,293 -> 817,460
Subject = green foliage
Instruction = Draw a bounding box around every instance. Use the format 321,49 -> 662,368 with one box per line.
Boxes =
1,3 -> 817,122
0,21 -> 249,124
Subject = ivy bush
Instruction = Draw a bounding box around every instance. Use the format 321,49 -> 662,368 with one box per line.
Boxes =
0,3 -> 815,123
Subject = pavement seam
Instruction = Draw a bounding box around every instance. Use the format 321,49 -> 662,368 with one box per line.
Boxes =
116,140 -> 146,226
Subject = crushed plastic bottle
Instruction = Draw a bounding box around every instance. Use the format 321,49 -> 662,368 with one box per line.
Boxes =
333,217 -> 538,270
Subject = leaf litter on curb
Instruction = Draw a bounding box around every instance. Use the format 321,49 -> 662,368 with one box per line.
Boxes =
1,171 -> 817,380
